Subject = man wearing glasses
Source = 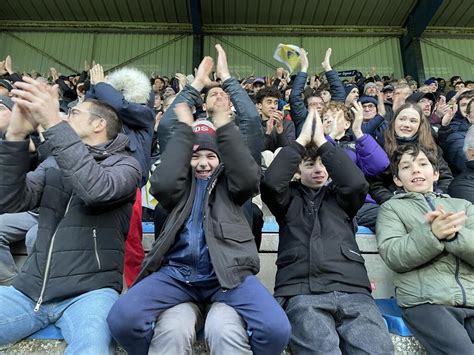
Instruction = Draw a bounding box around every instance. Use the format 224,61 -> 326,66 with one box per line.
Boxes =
0,77 -> 141,354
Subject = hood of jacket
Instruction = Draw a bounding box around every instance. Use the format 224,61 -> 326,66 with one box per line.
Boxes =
106,67 -> 152,104
87,133 -> 130,161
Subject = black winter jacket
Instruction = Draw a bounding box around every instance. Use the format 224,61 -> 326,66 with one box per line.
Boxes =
135,121 -> 260,289
448,160 -> 474,204
0,122 -> 141,306
261,141 -> 371,297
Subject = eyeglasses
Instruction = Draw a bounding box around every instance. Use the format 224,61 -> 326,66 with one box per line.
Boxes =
67,107 -> 103,119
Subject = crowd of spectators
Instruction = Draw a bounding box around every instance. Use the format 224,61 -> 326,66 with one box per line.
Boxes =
0,44 -> 473,354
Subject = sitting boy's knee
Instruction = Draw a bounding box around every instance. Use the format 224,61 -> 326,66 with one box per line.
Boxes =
256,311 -> 291,346
106,304 -> 139,337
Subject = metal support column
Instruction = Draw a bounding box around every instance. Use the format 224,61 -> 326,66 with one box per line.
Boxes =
190,0 -> 203,70
400,0 -> 443,83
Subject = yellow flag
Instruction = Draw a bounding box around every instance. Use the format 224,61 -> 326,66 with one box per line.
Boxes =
273,44 -> 302,74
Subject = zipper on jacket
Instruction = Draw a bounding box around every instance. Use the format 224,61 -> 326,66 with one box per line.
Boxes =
34,196 -> 73,312
93,228 -> 102,270
348,249 -> 361,257
454,257 -> 467,306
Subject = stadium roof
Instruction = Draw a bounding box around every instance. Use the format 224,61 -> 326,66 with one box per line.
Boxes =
1,0 -> 473,34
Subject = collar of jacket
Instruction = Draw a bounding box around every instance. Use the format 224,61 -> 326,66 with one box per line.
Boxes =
392,190 -> 450,200
193,164 -> 224,193
86,133 -> 130,160
395,134 -> 419,145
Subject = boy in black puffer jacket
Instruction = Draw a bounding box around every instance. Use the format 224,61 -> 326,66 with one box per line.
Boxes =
261,108 -> 393,354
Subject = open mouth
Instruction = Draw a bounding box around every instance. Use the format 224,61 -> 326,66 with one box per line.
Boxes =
411,177 -> 425,183
196,170 -> 211,177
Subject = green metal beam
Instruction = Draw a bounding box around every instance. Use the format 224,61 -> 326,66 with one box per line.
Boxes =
421,38 -> 474,65
211,35 -> 277,71
5,31 -> 78,73
106,34 -> 190,72
0,21 -> 192,34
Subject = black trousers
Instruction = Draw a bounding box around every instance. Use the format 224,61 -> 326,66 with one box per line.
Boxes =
402,303 -> 474,354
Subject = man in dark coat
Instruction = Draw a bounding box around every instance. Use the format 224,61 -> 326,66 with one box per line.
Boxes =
0,77 -> 141,353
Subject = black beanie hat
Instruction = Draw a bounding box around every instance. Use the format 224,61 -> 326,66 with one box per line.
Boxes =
192,120 -> 220,159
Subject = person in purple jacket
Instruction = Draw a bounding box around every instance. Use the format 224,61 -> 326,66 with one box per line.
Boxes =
322,100 -> 389,231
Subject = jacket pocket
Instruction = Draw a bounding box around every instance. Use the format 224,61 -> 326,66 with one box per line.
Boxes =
220,223 -> 254,243
340,245 -> 365,264
276,248 -> 298,266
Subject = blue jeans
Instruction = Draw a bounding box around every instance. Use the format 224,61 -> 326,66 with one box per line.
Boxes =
107,271 -> 291,355
0,286 -> 119,355
285,292 -> 393,355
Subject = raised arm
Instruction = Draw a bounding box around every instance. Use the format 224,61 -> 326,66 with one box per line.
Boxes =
289,49 -> 309,136
322,49 -> 345,103
216,44 -> 262,164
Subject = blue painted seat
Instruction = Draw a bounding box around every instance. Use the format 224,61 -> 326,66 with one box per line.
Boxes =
142,221 -> 155,234
375,298 -> 412,336
262,216 -> 279,233
143,221 -> 374,235
28,324 -> 63,340
356,226 -> 373,235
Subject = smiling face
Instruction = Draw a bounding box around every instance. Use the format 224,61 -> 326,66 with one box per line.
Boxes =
258,96 -> 279,120
191,149 -> 220,179
299,156 -> 329,189
394,107 -> 421,138
394,150 -> 439,193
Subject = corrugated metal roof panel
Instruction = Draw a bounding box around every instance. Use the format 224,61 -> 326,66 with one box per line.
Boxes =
421,37 -> 474,79
203,35 -> 403,78
200,0 -> 416,27
2,0 -> 472,30
1,0 -> 191,23
302,36 -> 403,78
430,0 -> 474,27
0,31 -> 193,76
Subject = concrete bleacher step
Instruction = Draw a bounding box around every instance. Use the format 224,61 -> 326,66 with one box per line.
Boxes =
8,222 -> 426,354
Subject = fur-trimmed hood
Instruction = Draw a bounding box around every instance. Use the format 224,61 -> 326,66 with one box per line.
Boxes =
106,67 -> 152,104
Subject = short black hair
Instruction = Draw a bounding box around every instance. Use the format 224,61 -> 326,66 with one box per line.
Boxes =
302,144 -> 320,161
390,144 -> 439,177
450,76 -> 462,85
457,89 -> 474,103
202,86 -> 227,104
83,99 -> 123,140
256,86 -> 281,104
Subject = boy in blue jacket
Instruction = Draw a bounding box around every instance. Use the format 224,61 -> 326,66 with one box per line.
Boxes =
107,59 -> 291,354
